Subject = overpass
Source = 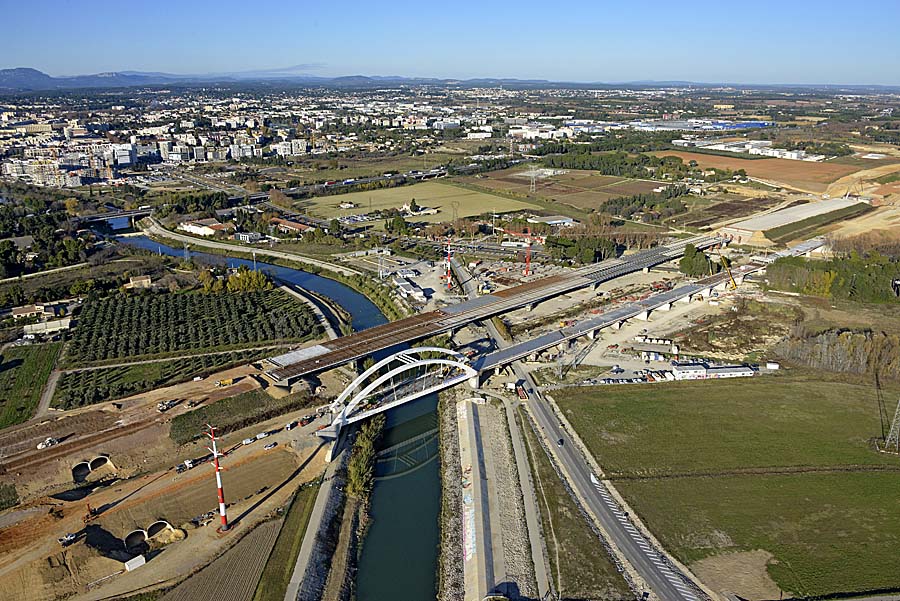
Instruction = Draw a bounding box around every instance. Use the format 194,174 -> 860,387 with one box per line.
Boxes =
473,237 -> 825,378
76,208 -> 153,224
264,235 -> 721,386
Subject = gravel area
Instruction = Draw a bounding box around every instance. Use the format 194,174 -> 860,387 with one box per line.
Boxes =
294,452 -> 348,601
483,401 -> 538,599
437,393 -> 464,601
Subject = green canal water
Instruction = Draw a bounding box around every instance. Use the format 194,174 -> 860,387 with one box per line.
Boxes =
356,395 -> 441,601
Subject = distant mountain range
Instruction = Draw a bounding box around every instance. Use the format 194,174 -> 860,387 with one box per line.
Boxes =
1,67 -> 898,93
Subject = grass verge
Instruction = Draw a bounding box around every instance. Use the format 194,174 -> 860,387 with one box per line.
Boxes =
253,481 -> 321,601
519,407 -> 631,600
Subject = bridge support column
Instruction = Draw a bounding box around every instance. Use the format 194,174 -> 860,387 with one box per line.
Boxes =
592,281 -> 602,291
527,302 -> 537,312
736,274 -> 745,285
494,367 -> 504,377
468,373 -> 481,389
642,267 -> 650,274
658,302 -> 673,311
612,320 -> 624,330
679,294 -> 693,304
587,329 -> 597,340
636,309 -> 650,321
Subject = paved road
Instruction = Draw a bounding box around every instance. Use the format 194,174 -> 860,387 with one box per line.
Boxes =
454,259 -> 703,601
142,218 -> 361,276
526,388 -> 702,601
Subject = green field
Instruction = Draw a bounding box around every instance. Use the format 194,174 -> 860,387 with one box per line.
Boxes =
66,290 -> 321,365
555,372 -> 900,596
53,349 -> 272,409
296,180 -> 539,223
0,342 -> 60,428
253,481 -> 321,601
520,408 -> 631,600
169,389 -> 315,445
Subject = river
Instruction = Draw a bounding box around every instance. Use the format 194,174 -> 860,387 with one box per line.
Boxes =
117,235 -> 441,600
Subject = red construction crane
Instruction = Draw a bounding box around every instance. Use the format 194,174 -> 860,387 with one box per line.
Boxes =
445,237 -> 453,291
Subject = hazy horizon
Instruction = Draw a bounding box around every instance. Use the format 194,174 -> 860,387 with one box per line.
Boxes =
2,0 -> 899,86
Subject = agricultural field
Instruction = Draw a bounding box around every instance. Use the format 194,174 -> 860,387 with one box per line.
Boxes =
0,342 -> 60,428
554,372 -> 900,597
160,518 -> 283,601
253,482 -> 321,601
295,180 -> 538,223
52,349 -> 272,409
519,408 -> 631,600
456,166 -> 665,212
651,150 -> 868,193
65,290 -> 321,365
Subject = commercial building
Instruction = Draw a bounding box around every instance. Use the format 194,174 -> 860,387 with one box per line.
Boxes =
671,362 -> 754,380
178,218 -> 234,237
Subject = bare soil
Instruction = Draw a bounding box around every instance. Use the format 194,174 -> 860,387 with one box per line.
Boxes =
690,549 -> 787,601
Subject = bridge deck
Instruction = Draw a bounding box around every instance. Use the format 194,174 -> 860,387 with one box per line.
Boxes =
265,236 -> 719,384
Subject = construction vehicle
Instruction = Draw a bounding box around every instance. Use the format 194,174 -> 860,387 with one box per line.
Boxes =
215,378 -> 234,387
37,437 -> 59,450
716,249 -> 737,290
83,504 -> 99,525
156,399 -> 178,412
58,533 -> 77,547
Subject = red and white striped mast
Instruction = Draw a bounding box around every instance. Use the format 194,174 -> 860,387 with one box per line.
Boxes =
206,424 -> 229,532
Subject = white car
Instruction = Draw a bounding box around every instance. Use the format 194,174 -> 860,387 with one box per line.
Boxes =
37,437 -> 59,450
242,438 -> 255,446
256,432 -> 270,440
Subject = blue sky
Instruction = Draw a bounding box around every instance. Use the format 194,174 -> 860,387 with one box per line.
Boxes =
2,0 -> 899,84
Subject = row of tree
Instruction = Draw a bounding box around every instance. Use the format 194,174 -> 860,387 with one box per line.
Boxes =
766,253 -> 900,303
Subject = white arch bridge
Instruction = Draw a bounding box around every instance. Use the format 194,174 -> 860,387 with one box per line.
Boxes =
316,347 -> 476,440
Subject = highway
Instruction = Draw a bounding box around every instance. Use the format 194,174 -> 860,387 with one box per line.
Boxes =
452,258 -> 702,600
476,237 -> 825,373
265,235 -> 720,384
526,387 -> 703,601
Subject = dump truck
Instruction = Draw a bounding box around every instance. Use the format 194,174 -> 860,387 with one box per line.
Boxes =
215,378 -> 234,387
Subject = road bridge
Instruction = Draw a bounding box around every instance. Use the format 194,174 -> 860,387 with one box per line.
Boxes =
76,208 -> 152,223
264,235 -> 721,386
473,237 -> 824,379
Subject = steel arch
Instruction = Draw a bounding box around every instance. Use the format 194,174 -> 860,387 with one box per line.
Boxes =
330,347 -> 471,413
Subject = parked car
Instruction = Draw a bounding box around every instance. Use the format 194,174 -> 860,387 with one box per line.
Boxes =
242,438 -> 255,446
264,442 -> 278,450
256,432 -> 270,440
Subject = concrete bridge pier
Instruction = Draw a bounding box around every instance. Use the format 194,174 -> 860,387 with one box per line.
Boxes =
635,309 -> 651,321
612,320 -> 624,330
642,267 -> 650,274
736,274 -> 745,285
657,302 -> 673,311
468,373 -> 482,389
587,329 -> 597,340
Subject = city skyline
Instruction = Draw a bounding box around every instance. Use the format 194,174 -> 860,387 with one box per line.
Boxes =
2,0 -> 900,85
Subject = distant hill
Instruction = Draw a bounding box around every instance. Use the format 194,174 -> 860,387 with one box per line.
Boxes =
1,67 -> 898,93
